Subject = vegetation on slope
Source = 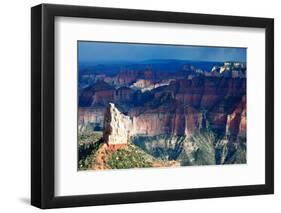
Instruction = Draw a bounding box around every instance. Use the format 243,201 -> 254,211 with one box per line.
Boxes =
78,132 -> 175,170
107,145 -> 154,169
78,130 -> 246,171
78,132 -> 103,170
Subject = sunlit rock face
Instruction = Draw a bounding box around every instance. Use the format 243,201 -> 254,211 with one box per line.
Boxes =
103,103 -> 133,145
225,95 -> 246,137
129,105 -> 203,137
131,79 -> 155,92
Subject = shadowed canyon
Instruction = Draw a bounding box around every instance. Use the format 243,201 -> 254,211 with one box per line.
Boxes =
78,60 -> 246,170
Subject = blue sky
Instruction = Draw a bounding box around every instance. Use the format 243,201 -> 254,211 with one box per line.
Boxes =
78,41 -> 246,63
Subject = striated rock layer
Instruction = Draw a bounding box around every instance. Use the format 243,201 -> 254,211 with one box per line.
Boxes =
129,105 -> 203,137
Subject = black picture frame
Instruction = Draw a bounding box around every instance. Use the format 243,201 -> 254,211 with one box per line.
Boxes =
31,3 -> 274,209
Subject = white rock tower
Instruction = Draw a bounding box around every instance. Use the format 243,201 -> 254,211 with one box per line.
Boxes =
103,103 -> 133,145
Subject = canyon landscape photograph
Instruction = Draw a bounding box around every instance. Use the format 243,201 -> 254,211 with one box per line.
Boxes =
78,41 -> 247,171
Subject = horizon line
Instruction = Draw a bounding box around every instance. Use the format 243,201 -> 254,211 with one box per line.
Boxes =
79,58 -> 247,64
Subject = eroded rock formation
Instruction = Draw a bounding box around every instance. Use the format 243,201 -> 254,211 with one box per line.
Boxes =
225,95 -> 246,137
103,103 -> 132,145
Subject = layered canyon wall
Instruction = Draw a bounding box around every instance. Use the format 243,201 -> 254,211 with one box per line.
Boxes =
79,76 -> 246,140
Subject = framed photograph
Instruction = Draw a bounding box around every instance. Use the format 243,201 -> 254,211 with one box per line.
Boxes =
31,4 -> 274,209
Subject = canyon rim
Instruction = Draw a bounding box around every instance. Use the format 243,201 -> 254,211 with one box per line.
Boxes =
78,41 -> 247,171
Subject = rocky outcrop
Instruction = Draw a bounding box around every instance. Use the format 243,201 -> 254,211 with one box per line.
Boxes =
206,93 -> 246,138
131,79 -> 176,92
225,95 -> 246,137
103,103 -> 133,145
131,79 -> 155,92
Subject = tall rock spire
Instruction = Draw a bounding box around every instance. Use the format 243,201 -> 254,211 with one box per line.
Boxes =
103,103 -> 133,145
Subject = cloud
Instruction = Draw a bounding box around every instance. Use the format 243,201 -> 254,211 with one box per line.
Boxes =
78,41 -> 246,63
